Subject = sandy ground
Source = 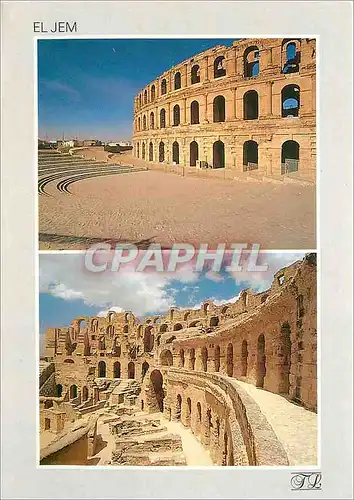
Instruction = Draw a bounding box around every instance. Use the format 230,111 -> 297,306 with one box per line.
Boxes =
237,380 -> 317,466
39,150 -> 315,250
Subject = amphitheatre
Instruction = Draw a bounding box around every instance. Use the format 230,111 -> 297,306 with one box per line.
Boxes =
38,37 -> 316,251
39,253 -> 317,467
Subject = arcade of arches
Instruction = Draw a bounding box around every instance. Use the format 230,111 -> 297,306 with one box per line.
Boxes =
133,37 -> 316,182
40,254 -> 317,466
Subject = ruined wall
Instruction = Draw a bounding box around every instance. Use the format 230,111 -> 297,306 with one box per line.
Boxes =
132,38 -> 316,181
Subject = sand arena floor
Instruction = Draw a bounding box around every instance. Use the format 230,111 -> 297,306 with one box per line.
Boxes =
38,150 -> 316,250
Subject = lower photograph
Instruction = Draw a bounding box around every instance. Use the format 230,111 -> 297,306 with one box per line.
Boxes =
38,250 -> 317,467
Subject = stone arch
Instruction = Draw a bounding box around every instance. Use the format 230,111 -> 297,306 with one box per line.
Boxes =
214,345 -> 220,372
280,322 -> 292,394
227,343 -> 234,377
149,142 -> 154,161
159,141 -> 165,162
183,311 -> 190,321
189,348 -> 196,370
161,79 -> 167,95
82,386 -> 89,401
165,335 -> 176,344
174,71 -> 181,90
179,348 -> 185,367
243,90 -> 259,120
281,140 -> 300,174
143,115 -> 147,131
63,358 -> 74,363
44,418 -> 51,431
113,361 -> 121,378
106,324 -> 115,337
189,320 -> 201,328
98,360 -> 106,378
128,362 -> 135,379
281,84 -> 300,118
159,323 -> 168,333
213,140 -> 225,169
190,141 -> 198,167
241,340 -> 248,377
243,140 -> 258,171
210,316 -> 219,327
256,334 -> 266,388
160,349 -> 173,366
214,55 -> 226,78
261,294 -> 269,304
44,400 -> 53,409
221,305 -> 229,315
191,64 -> 200,84
56,384 -> 63,397
173,323 -> 183,331
160,108 -> 166,128
190,100 -> 199,124
201,346 -> 208,372
151,84 -> 156,101
69,384 -> 78,399
173,105 -> 180,126
213,95 -> 225,122
98,336 -> 105,350
112,337 -> 121,356
142,361 -> 149,379
241,290 -> 248,307
142,142 -> 146,160
144,89 -> 148,104
150,369 -> 164,412
282,39 -> 301,74
244,46 -> 260,77
176,394 -> 182,420
143,326 -> 154,352
172,141 -> 179,164
150,111 -> 155,129
91,318 -> 98,332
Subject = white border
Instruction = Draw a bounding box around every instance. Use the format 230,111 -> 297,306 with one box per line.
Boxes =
1,1 -> 353,499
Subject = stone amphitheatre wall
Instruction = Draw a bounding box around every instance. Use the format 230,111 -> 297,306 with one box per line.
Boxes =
42,254 -> 316,465
132,38 -> 316,181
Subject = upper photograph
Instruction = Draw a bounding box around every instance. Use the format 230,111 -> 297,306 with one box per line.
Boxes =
37,38 -> 316,250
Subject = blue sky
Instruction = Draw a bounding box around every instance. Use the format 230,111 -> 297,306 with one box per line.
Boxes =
39,252 -> 306,336
38,38 -> 235,141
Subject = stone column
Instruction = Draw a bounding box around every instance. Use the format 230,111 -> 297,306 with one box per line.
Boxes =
167,102 -> 171,127
266,81 -> 273,116
183,98 -> 187,124
184,63 -> 188,87
156,106 -> 159,129
311,74 -> 316,113
203,93 -> 208,123
204,55 -> 209,82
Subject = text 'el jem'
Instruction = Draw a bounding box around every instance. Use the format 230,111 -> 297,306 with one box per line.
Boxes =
39,254 -> 317,467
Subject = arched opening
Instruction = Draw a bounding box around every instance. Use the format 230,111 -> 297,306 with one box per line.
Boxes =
144,89 -> 147,104
244,46 -> 260,77
214,56 -> 226,78
123,325 -> 129,334
282,40 -> 300,74
206,408 -> 212,444
201,346 -> 208,372
214,345 -> 220,372
256,334 -> 266,388
113,361 -> 121,378
221,306 -> 229,315
243,140 -> 258,171
210,316 -> 219,327
172,142 -> 179,164
186,397 -> 192,426
98,361 -> 106,378
63,358 -> 74,364
174,71 -> 181,90
142,361 -> 149,379
143,115 -> 147,130
173,323 -> 183,331
143,326 -> 154,352
189,348 -> 196,370
56,384 -> 63,397
128,362 -> 135,379
280,323 -> 292,394
150,369 -> 164,412
159,141 -> 165,163
176,394 -> 182,420
282,85 -> 300,117
149,142 -> 153,162
180,349 -> 185,367
243,90 -> 259,120
159,323 -> 168,333
150,112 -> 155,129
183,311 -> 190,321
213,95 -> 225,122
137,142 -> 140,157
142,142 -> 146,160
82,386 -> 89,401
166,335 -> 176,344
226,343 -> 233,377
191,64 -> 200,84
160,349 -> 173,366
213,140 -> 225,169
241,340 -> 248,377
173,105 -> 180,126
151,84 -> 156,101
112,337 -> 121,356
160,108 -> 166,128
44,418 -> 51,431
190,141 -> 198,167
161,79 -> 167,95
190,101 -> 199,124
69,384 -> 78,399
196,402 -> 202,434
281,140 -> 300,174
44,400 -> 53,409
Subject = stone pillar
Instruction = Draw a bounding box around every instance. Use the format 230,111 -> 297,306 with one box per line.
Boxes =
184,63 -> 188,87
183,98 -> 187,124
167,102 -> 171,127
203,93 -> 208,123
266,81 -> 273,116
169,73 -> 173,92
204,55 -> 209,82
311,74 -> 316,113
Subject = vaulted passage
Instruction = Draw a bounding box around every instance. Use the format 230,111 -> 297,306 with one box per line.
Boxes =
282,85 -> 300,117
113,361 -> 121,378
213,140 -> 225,169
149,142 -> 153,161
213,96 -> 225,122
172,141 -> 179,164
256,334 -> 266,388
191,64 -> 200,84
190,100 -> 199,124
128,362 -> 135,379
243,90 -> 259,120
98,360 -> 106,378
159,141 -> 165,162
190,141 -> 198,167
281,140 -> 300,174
243,140 -> 259,171
150,369 -> 164,412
